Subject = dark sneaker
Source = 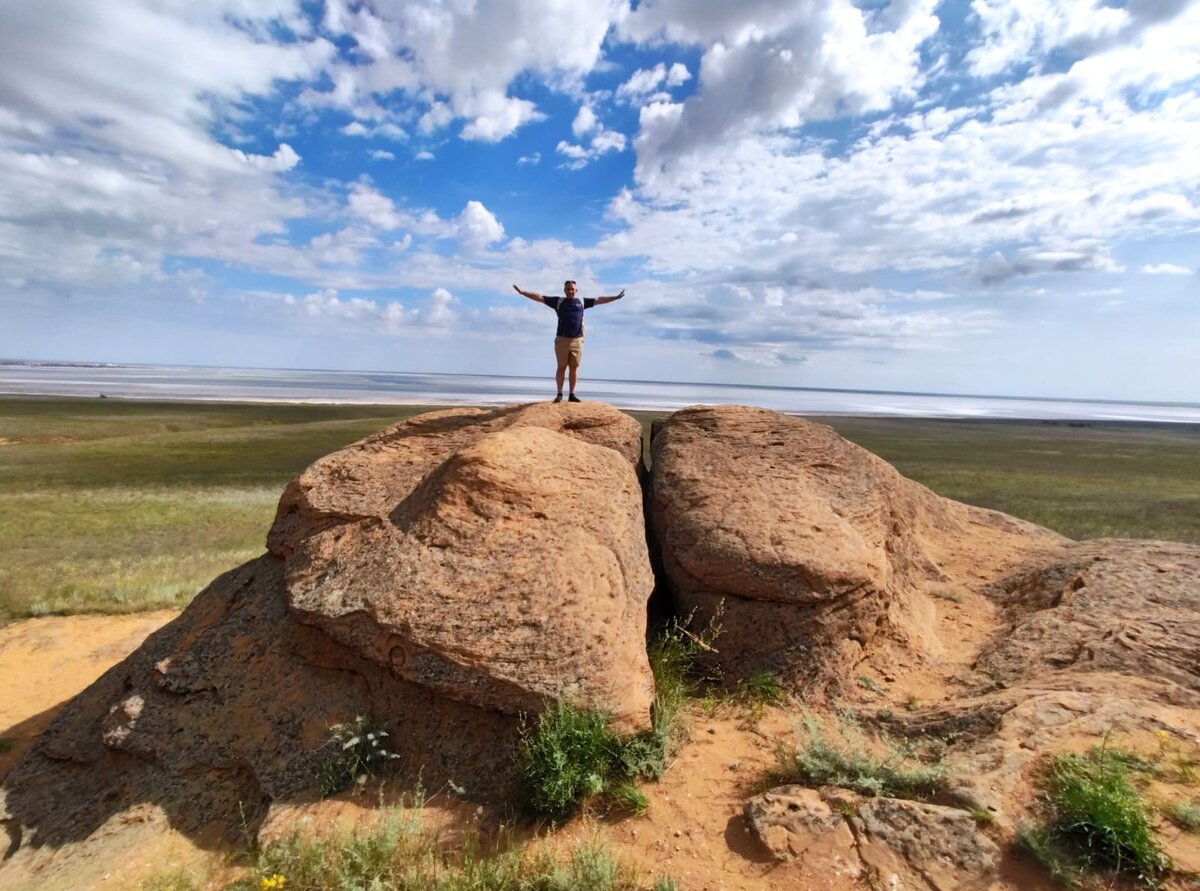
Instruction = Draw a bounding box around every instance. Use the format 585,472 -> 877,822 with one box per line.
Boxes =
568,393 -> 581,403
553,393 -> 563,403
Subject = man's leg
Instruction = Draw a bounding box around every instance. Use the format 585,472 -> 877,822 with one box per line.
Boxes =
568,365 -> 578,394
555,363 -> 567,400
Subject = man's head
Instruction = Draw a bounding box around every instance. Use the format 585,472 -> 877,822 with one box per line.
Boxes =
564,280 -> 577,296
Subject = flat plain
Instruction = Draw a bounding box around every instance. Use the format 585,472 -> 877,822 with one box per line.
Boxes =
2,396 -> 1198,620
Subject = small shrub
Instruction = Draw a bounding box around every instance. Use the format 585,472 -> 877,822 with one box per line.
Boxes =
520,700 -> 620,818
1163,797 -> 1200,832
316,715 -> 400,796
775,710 -> 948,800
1029,744 -> 1168,886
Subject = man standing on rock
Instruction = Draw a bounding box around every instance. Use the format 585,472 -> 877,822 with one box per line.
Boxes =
512,280 -> 626,402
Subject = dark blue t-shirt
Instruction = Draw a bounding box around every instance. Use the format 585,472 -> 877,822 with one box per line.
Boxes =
544,296 -> 596,338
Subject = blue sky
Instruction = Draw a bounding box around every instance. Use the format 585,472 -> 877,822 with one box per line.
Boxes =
1,0 -> 1197,401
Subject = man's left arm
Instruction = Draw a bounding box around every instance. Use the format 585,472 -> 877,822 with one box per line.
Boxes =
593,289 -> 626,305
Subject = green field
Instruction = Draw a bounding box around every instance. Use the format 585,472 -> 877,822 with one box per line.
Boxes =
2,398 -> 1198,621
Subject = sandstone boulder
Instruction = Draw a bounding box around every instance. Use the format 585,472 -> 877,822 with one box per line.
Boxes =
1,402 -> 653,856
745,785 -> 999,890
648,405 -> 1065,687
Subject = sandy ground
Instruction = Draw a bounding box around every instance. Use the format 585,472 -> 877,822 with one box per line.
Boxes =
2,606 -> 1196,890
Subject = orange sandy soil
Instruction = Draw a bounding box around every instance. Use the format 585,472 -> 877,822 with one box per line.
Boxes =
2,607 -> 1197,891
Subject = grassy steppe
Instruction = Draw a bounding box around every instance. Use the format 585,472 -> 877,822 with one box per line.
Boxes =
2,398 -> 1198,621
0,398 -> 434,619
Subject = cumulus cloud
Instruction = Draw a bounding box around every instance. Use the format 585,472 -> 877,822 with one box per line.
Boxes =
456,201 -> 505,251
314,0 -> 627,142
347,182 -> 402,230
1142,263 -> 1193,275
623,0 -> 939,175
0,0 -> 329,290
287,285 -> 457,332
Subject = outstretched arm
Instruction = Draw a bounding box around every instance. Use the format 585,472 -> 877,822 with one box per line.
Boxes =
513,284 -> 546,303
594,289 -> 625,305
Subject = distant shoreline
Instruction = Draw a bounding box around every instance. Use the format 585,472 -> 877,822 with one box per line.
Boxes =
2,362 -> 1199,423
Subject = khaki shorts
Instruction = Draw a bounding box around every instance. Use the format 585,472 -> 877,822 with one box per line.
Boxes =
554,336 -> 584,368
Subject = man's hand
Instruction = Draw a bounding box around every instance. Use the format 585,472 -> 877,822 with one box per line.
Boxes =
596,288 -> 626,304
513,284 -> 544,302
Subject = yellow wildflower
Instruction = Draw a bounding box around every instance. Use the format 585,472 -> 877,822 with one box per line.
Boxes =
261,874 -> 286,889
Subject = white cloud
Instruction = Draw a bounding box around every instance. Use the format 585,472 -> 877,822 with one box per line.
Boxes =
573,105 -> 599,137
370,149 -> 396,160
518,152 -> 542,165
316,0 -> 628,142
978,247 -> 1122,284
347,182 -> 402,230
623,0 -> 939,174
0,0 -> 329,291
666,62 -> 691,87
1142,263 -> 1193,275
456,200 -> 505,251
414,150 -> 435,161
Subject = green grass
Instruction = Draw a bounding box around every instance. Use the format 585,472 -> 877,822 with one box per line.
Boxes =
1025,744 -> 1168,886
773,710 -> 949,800
822,417 -> 1200,545
223,812 -> 657,891
519,616 -> 720,820
0,398 -> 432,619
1163,797 -> 1200,832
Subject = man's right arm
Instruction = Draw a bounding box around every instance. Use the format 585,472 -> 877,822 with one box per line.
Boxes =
512,284 -> 545,303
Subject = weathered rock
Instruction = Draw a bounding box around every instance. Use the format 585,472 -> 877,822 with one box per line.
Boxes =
744,786 -> 858,866
0,402 -> 654,857
649,405 -> 1065,686
269,402 -> 644,557
273,406 -> 655,732
975,539 -> 1200,705
746,785 -> 999,890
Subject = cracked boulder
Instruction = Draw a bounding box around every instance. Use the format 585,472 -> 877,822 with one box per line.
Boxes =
1,403 -> 653,854
746,785 -> 999,890
648,405 -> 1065,687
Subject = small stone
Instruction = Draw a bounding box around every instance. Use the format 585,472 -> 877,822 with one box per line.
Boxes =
707,726 -> 717,734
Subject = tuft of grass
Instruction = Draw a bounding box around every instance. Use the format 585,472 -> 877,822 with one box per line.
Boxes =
1015,825 -> 1085,888
315,715 -> 401,797
645,614 -> 718,749
857,674 -> 883,693
1163,797 -> 1200,833
1027,744 -> 1168,886
139,869 -> 199,891
519,614 -> 723,820
227,816 -> 652,891
735,671 -> 784,718
774,710 -> 949,800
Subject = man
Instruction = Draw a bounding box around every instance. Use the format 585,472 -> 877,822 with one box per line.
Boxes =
512,280 -> 625,402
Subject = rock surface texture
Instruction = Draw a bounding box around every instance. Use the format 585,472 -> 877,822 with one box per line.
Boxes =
746,785 -> 1000,890
648,405 -> 1066,687
1,402 -> 653,855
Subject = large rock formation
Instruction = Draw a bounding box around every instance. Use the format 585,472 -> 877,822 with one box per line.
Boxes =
0,402 -> 654,853
648,405 -> 1066,688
